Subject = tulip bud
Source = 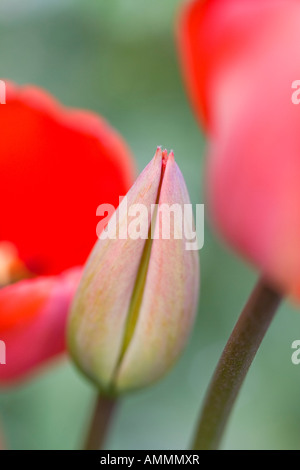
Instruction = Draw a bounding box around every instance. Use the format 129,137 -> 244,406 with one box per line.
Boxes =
68,148 -> 199,394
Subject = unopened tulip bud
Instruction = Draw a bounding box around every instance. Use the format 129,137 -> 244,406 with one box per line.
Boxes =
68,148 -> 200,394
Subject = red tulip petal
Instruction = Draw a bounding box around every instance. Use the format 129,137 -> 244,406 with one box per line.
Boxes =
177,0 -> 292,133
0,82 -> 135,276
0,268 -> 82,384
178,0 -> 300,297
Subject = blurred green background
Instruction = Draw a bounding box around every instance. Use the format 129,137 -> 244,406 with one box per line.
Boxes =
1,0 -> 300,451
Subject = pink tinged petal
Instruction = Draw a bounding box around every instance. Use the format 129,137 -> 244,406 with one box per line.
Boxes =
116,154 -> 200,391
68,149 -> 163,390
204,2 -> 300,298
0,268 -> 81,384
178,0 -> 300,298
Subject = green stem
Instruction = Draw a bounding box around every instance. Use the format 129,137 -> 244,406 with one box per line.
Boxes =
84,395 -> 117,450
0,423 -> 6,450
192,277 -> 282,450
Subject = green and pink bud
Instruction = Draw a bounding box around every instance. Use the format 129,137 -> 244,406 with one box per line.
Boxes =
68,148 -> 200,394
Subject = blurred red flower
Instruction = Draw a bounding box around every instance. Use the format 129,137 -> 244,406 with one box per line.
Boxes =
177,0 -> 300,298
0,82 -> 134,383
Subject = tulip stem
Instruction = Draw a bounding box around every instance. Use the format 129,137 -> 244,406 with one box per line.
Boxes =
192,277 -> 282,450
84,395 -> 117,450
0,422 -> 6,450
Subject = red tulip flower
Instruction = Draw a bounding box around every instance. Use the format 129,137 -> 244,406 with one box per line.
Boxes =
177,0 -> 300,298
0,82 -> 134,384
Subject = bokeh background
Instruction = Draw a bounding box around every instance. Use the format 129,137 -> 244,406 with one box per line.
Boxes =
0,0 -> 300,450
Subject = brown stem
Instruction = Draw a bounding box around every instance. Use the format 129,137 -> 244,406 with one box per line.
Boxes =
0,418 -> 6,450
192,277 -> 282,450
84,395 -> 117,450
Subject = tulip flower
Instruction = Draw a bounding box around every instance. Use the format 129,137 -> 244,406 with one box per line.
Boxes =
0,82 -> 134,384
177,0 -> 300,298
68,148 -> 199,394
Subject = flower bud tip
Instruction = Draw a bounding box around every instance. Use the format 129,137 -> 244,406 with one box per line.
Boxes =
162,149 -> 169,168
